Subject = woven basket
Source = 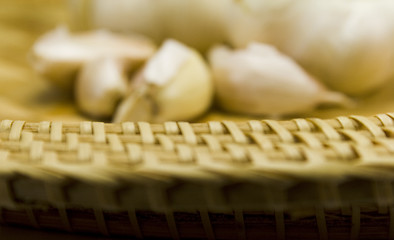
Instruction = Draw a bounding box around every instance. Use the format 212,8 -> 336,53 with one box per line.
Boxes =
1,113 -> 394,239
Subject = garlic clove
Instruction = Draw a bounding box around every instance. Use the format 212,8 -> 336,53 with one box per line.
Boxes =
75,58 -> 128,118
113,39 -> 213,123
31,26 -> 156,88
112,85 -> 154,122
208,43 -> 352,116
227,0 -> 394,96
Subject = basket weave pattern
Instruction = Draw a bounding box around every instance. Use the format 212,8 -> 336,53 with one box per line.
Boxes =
1,113 -> 394,239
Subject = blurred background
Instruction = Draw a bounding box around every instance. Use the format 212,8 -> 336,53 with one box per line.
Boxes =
2,0 -> 394,123
0,0 -> 87,122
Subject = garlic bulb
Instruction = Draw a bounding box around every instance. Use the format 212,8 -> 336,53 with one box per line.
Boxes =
75,58 -> 128,118
209,43 -> 352,116
228,0 -> 394,95
85,0 -> 161,40
153,0 -> 230,52
113,39 -> 213,123
80,0 -> 231,52
31,26 -> 156,88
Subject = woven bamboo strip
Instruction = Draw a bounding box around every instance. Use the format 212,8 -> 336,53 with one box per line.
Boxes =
0,114 -> 393,238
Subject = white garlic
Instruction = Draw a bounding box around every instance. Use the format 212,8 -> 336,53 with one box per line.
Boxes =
209,43 -> 352,116
113,39 -> 213,123
70,1 -> 394,95
75,58 -> 128,118
78,0 -> 232,52
152,0 -> 230,52
31,26 -> 156,88
227,0 -> 394,95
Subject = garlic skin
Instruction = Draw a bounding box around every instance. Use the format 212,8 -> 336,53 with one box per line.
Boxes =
209,43 -> 351,116
75,58 -> 128,118
228,0 -> 394,96
31,26 -> 156,88
113,39 -> 213,123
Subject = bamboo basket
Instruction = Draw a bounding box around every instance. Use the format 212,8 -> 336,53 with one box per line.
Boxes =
1,114 -> 394,239
4,1 -> 394,239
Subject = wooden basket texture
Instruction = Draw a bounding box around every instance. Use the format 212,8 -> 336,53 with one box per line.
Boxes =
1,113 -> 394,239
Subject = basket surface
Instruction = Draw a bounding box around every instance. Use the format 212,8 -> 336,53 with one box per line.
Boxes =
0,114 -> 394,239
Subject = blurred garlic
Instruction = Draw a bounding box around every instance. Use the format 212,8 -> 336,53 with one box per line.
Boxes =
152,0 -> 230,52
114,39 -> 213,123
75,58 -> 128,118
31,26 -> 156,88
77,0 -> 231,52
228,0 -> 394,95
69,0 -> 394,95
209,43 -> 352,116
